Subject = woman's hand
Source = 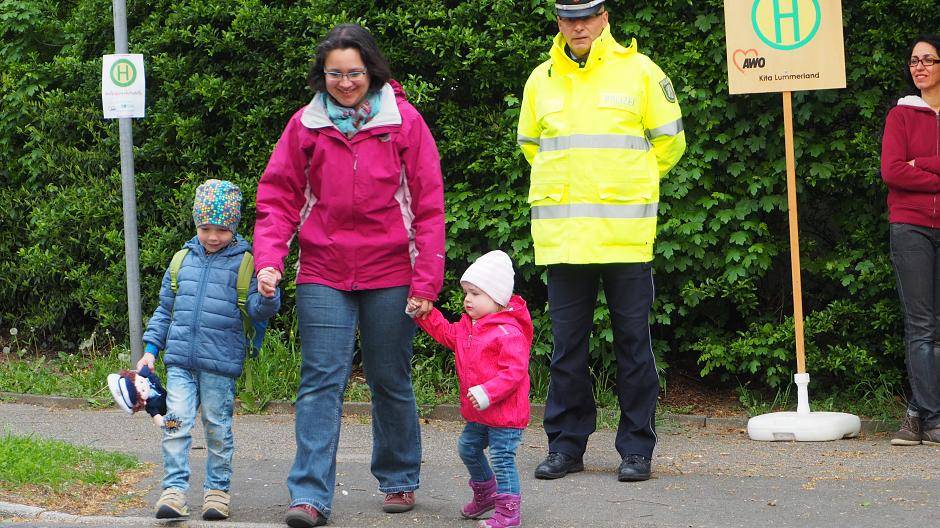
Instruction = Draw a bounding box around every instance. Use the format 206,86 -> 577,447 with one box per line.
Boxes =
407,296 -> 433,319
257,267 -> 282,298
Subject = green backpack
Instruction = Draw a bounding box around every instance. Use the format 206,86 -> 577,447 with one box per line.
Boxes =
168,248 -> 266,355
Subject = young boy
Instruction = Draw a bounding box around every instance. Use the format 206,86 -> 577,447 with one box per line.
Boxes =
410,250 -> 532,528
137,179 -> 280,520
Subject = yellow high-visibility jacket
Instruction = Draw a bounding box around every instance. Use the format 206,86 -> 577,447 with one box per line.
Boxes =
518,25 -> 686,265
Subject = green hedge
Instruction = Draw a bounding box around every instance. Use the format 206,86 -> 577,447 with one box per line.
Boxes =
2,0 -> 938,391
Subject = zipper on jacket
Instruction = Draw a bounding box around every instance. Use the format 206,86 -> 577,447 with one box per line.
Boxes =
352,150 -> 360,289
190,251 -> 215,364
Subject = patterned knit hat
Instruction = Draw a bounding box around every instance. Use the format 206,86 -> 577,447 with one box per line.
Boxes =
192,179 -> 242,232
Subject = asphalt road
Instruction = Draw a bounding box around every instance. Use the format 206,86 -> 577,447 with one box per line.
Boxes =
1,401 -> 937,527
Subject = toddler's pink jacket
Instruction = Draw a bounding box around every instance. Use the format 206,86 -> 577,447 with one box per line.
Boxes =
417,295 -> 532,428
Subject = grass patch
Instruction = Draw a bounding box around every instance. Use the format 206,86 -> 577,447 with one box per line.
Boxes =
0,348 -> 128,406
0,432 -> 150,515
0,319 -> 905,427
736,377 -> 906,423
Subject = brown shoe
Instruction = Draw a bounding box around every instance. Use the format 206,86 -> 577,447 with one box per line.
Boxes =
923,427 -> 940,446
285,503 -> 326,527
382,491 -> 415,513
891,414 -> 923,446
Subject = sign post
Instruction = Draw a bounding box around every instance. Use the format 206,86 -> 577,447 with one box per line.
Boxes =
106,0 -> 144,366
723,0 -> 860,441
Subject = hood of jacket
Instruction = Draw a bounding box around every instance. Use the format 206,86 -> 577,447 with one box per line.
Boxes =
549,24 -> 636,75
462,294 -> 533,345
897,95 -> 938,114
183,233 -> 250,258
300,82 -> 403,131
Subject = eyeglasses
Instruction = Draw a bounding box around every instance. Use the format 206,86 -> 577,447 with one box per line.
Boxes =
324,69 -> 368,81
908,57 -> 939,68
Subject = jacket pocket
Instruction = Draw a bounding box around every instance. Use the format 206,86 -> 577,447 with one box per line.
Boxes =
527,182 -> 566,205
597,180 -> 654,203
536,98 -> 564,122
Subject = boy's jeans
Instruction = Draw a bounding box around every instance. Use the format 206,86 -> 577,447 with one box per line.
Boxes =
287,284 -> 421,519
457,421 -> 523,495
162,367 -> 237,492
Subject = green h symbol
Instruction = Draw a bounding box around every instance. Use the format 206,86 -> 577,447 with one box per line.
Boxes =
110,59 -> 136,87
114,63 -> 133,83
772,0 -> 800,44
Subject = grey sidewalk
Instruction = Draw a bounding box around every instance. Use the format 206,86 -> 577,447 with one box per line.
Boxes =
1,400 -> 937,528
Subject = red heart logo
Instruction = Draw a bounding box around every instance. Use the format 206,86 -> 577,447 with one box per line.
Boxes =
732,49 -> 759,73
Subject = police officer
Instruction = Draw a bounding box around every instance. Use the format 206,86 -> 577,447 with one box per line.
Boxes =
518,0 -> 686,482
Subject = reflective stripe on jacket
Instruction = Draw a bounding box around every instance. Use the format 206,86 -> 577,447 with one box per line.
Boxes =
518,25 -> 686,264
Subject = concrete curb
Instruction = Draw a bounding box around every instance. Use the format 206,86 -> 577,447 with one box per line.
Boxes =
0,499 -> 290,527
0,501 -> 358,527
0,391 -> 895,434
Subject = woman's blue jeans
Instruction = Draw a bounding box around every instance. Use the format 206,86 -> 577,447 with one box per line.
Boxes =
890,223 -> 940,430
287,284 -> 421,518
161,367 -> 237,492
457,421 -> 523,495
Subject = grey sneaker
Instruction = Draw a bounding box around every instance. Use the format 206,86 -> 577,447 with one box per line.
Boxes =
923,427 -> 940,446
890,414 -> 922,446
155,487 -> 190,519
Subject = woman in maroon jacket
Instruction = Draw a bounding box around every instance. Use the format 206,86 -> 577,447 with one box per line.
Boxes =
881,35 -> 940,447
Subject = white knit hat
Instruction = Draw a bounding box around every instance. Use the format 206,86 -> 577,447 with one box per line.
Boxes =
460,250 -> 514,307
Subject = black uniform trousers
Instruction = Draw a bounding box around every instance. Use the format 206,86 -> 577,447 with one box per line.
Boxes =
543,262 -> 659,460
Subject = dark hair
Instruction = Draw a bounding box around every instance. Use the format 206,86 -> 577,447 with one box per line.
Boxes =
308,24 -> 392,93
902,34 -> 940,92
118,369 -> 147,413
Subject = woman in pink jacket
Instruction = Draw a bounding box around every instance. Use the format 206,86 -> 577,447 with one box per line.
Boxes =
881,35 -> 940,448
252,24 -> 445,528
412,250 -> 532,528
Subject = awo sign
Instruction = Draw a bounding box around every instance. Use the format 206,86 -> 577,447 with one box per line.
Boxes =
723,0 -> 845,94
732,49 -> 767,72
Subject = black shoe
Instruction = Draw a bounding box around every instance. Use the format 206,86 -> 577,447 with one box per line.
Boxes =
534,452 -> 584,480
618,454 -> 651,482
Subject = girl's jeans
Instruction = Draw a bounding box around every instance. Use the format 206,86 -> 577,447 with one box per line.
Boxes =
457,421 -> 523,495
891,223 -> 940,429
287,284 -> 421,519
162,367 -> 237,492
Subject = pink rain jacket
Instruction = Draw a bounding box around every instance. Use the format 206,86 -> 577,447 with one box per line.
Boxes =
417,295 -> 532,429
254,81 -> 445,300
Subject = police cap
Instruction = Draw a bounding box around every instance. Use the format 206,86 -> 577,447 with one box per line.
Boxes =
555,0 -> 605,19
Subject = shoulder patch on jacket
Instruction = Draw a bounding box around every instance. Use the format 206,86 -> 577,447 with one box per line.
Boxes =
659,78 -> 677,103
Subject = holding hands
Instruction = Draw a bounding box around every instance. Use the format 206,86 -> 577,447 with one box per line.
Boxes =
257,267 -> 282,298
406,296 -> 433,319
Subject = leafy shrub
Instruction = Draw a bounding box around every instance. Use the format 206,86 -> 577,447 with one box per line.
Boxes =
2,0 -> 938,393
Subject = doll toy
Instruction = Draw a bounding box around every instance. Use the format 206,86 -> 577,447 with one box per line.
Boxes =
107,366 -> 177,430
